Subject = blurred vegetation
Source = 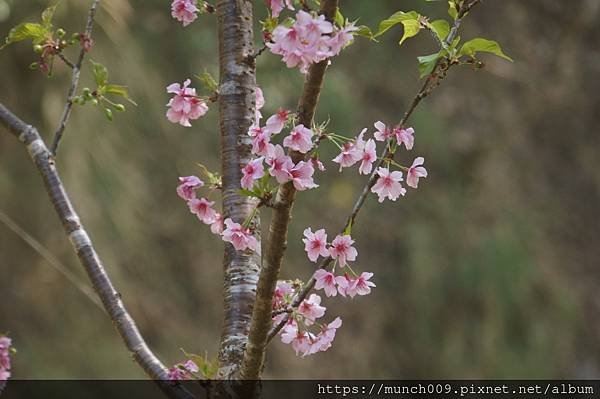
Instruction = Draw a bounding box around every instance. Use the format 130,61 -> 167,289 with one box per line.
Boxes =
1,0 -> 599,379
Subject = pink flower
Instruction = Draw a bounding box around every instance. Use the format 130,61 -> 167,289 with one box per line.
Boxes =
371,167 -> 406,202
255,87 -> 265,124
395,126 -> 415,150
176,175 -> 204,201
346,272 -> 376,297
289,161 -> 318,191
328,22 -> 357,55
166,79 -> 208,127
171,0 -> 199,27
406,156 -> 427,188
311,156 -> 326,171
210,213 -> 224,235
241,157 -> 265,190
329,234 -> 358,267
0,336 -> 12,377
0,369 -> 10,381
359,138 -> 377,175
266,145 -> 294,184
266,0 -> 294,18
332,142 -> 362,171
302,228 -> 329,262
265,108 -> 290,134
283,124 -> 313,154
221,218 -> 259,252
167,359 -> 199,380
298,293 -> 326,325
250,128 -> 274,157
373,121 -> 395,141
314,269 -> 338,297
188,197 -> 217,224
280,319 -> 299,344
313,317 -> 342,352
273,280 -> 294,310
335,274 -> 352,297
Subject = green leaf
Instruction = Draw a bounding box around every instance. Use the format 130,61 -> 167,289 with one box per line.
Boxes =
91,60 -> 109,86
1,23 -> 48,49
374,11 -> 422,45
448,1 -> 458,20
334,8 -> 345,28
195,71 -> 218,93
417,52 -> 442,78
105,84 -> 137,106
41,4 -> 58,29
429,19 -> 450,42
459,38 -> 513,61
354,25 -> 374,40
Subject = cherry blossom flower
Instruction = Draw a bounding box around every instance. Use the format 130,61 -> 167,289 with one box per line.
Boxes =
266,145 -> 294,183
273,280 -> 294,310
358,138 -> 377,175
302,228 -> 329,262
167,359 -> 199,380
222,218 -> 259,252
0,336 -> 11,381
280,319 -> 299,345
255,87 -> 265,125
166,79 -> 209,127
176,175 -> 204,200
298,293 -> 326,325
283,124 -> 313,154
289,161 -> 318,191
311,156 -> 326,172
332,142 -> 362,171
210,213 -> 224,235
265,108 -> 290,134
329,234 -> 358,267
348,272 -> 376,297
373,121 -> 395,141
371,167 -> 406,202
313,317 -> 342,352
335,274 -> 352,297
266,0 -> 294,18
396,126 -> 415,150
250,128 -> 274,157
188,197 -> 217,224
328,22 -> 357,55
171,0 -> 199,27
406,157 -> 428,188
314,269 -> 338,297
241,157 -> 265,190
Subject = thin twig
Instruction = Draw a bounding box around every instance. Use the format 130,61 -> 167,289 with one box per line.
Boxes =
50,0 -> 100,156
57,52 -> 75,69
0,103 -> 195,399
266,0 -> 483,343
0,209 -> 103,310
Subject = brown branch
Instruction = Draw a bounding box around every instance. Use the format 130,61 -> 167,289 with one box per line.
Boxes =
266,0 -> 482,343
0,102 -> 195,399
240,0 -> 339,381
50,0 -> 100,156
215,0 -> 261,380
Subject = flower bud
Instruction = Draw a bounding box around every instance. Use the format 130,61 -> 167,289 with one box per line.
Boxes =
29,62 -> 39,70
104,108 -> 113,121
56,28 -> 66,38
33,44 -> 43,53
113,104 -> 125,112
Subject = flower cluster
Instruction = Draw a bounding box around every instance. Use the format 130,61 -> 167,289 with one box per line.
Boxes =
0,335 -> 12,381
167,359 -> 199,380
329,121 -> 427,202
166,79 -> 209,127
267,10 -> 357,74
171,0 -> 200,27
273,281 -> 343,357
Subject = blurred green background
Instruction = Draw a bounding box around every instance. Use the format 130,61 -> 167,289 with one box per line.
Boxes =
1,0 -> 599,379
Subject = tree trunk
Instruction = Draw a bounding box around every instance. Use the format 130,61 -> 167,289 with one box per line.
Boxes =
215,0 -> 261,379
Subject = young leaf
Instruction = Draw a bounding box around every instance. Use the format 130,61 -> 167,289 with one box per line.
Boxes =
1,23 -> 48,49
459,38 -> 513,62
91,60 -> 109,86
448,1 -> 458,20
354,25 -> 374,40
429,19 -> 450,42
195,71 -> 219,93
334,8 -> 345,28
417,52 -> 442,78
374,11 -> 422,45
105,84 -> 138,106
41,5 -> 58,29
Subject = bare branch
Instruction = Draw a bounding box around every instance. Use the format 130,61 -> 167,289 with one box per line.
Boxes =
266,0 -> 483,343
0,102 -> 195,399
50,0 -> 100,156
240,0 -> 339,381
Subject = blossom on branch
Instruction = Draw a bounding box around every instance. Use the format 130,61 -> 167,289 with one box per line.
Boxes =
171,0 -> 199,26
371,167 -> 406,202
221,218 -> 259,252
329,234 -> 358,267
303,228 -> 329,262
176,175 -> 204,200
166,79 -> 209,127
406,157 -> 428,188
